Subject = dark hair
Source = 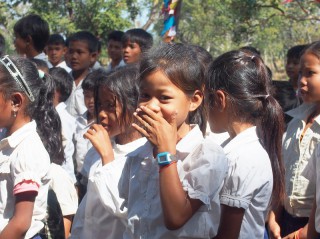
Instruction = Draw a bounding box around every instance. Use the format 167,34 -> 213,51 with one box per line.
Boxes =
188,44 -> 213,81
29,58 -> 49,72
82,69 -> 101,91
206,50 -> 285,206
0,34 -> 5,56
47,34 -> 66,46
122,28 -> 153,52
49,67 -> 73,102
287,44 -> 308,59
107,30 -> 124,43
0,56 -> 64,164
239,46 -> 261,56
66,31 -> 99,53
303,41 -> 320,59
14,14 -> 50,52
140,43 -> 206,134
95,65 -> 139,130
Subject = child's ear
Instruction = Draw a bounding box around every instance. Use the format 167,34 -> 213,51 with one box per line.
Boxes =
189,90 -> 204,112
90,52 -> 98,64
10,92 -> 24,110
215,90 -> 227,112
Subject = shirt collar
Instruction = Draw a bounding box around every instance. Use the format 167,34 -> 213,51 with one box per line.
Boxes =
0,121 -> 37,149
56,102 -> 67,111
222,126 -> 258,155
286,103 -> 317,121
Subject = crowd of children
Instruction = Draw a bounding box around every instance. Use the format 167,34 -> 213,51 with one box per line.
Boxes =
1,13 -> 320,239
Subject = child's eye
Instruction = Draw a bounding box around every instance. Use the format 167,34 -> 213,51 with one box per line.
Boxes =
160,95 -> 171,101
139,93 -> 150,100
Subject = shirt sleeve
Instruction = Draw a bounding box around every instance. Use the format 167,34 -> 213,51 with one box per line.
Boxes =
180,138 -> 228,210
11,141 -> 50,190
90,158 -> 128,218
219,149 -> 272,210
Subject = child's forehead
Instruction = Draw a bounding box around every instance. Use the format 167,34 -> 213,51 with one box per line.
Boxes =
47,43 -> 65,48
68,40 -> 90,50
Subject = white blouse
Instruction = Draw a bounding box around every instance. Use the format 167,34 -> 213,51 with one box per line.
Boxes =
120,125 -> 228,239
0,121 -> 50,238
70,137 -> 147,239
220,126 -> 273,239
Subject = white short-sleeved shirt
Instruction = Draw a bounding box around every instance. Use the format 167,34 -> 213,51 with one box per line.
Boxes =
34,52 -> 52,68
49,163 -> 78,216
283,103 -> 320,217
65,77 -> 87,118
119,125 -> 228,239
70,137 -> 147,239
0,121 -> 50,238
106,60 -> 126,72
55,61 -> 72,73
220,126 -> 273,239
73,112 -> 93,173
302,143 -> 320,232
56,102 -> 77,183
80,146 -> 100,183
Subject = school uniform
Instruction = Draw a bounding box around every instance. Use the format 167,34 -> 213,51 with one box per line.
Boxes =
302,144 -> 320,233
73,111 -> 94,174
106,60 -> 125,72
220,126 -> 273,239
0,121 -> 50,239
56,102 -> 77,183
70,137 -> 147,239
65,77 -> 87,118
55,61 -> 71,73
49,163 -> 78,217
120,125 -> 228,238
282,103 -> 320,234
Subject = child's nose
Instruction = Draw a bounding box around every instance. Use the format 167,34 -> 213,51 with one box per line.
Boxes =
145,101 -> 160,112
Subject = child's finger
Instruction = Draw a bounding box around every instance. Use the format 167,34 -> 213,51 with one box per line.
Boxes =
133,111 -> 151,129
132,123 -> 150,137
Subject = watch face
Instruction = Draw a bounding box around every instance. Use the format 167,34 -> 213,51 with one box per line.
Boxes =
158,155 -> 168,163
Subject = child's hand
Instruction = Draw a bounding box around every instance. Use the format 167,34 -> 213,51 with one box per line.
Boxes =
84,124 -> 114,165
132,105 -> 177,155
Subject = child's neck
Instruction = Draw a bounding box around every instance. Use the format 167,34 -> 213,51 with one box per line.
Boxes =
86,111 -> 94,123
26,49 -> 41,59
72,69 -> 89,86
111,58 -> 121,68
228,121 -> 254,139
114,129 -> 141,145
7,116 -> 31,136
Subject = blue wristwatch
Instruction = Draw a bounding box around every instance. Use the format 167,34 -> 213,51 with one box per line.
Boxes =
157,152 -> 177,166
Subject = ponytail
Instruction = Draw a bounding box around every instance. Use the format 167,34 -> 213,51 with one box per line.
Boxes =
33,73 -> 64,165
258,96 -> 285,207
206,50 -> 285,207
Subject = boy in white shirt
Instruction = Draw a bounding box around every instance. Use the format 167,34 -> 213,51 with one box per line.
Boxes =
50,67 -> 77,183
46,34 -> 71,73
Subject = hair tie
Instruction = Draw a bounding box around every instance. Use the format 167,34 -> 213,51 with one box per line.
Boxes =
38,70 -> 45,79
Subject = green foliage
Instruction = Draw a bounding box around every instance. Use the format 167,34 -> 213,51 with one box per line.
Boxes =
158,0 -> 320,79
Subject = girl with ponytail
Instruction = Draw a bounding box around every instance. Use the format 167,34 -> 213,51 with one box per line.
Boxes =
206,50 -> 285,239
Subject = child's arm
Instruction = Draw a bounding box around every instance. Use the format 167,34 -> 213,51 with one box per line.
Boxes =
0,192 -> 37,239
84,124 -> 114,165
212,205 -> 245,239
307,199 -> 320,239
268,206 -> 283,239
133,106 -> 203,229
